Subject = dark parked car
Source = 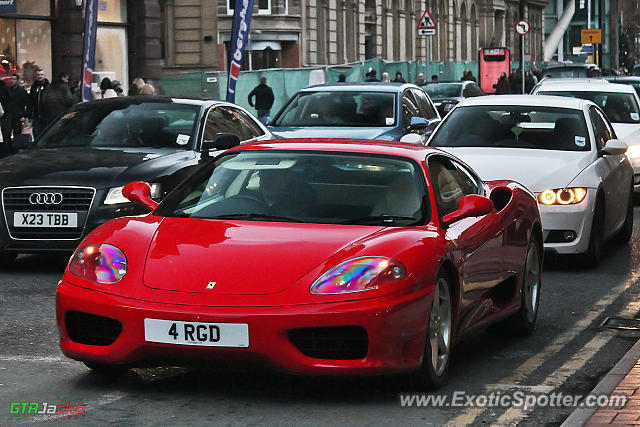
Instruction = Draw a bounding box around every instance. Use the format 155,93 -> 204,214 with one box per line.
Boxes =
423,81 -> 485,116
0,96 -> 271,265
269,83 -> 441,144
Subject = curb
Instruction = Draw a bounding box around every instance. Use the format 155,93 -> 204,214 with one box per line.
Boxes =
561,337 -> 640,426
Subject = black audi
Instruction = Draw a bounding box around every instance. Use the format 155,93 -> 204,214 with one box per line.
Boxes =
0,96 -> 271,265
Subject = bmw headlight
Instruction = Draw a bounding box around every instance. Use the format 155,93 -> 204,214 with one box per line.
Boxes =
104,183 -> 161,205
538,188 -> 587,205
626,145 -> 640,159
69,244 -> 127,284
310,257 -> 406,295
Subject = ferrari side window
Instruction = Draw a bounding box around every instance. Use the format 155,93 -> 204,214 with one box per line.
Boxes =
428,156 -> 477,218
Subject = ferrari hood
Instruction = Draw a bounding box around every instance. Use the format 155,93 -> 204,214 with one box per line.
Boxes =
142,218 -> 384,294
437,147 -> 595,193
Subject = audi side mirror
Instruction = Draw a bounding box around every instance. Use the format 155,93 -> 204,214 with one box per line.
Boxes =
122,181 -> 159,212
202,133 -> 241,151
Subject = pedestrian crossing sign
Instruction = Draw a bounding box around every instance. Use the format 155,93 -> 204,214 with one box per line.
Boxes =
417,9 -> 437,30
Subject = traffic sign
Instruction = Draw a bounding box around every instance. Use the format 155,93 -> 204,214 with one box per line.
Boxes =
417,8 -> 437,37
418,28 -> 436,36
515,20 -> 530,36
581,28 -> 601,44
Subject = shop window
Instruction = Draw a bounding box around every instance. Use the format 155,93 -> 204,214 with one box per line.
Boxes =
95,27 -> 128,95
98,0 -> 127,23
0,17 -> 51,86
17,0 -> 50,16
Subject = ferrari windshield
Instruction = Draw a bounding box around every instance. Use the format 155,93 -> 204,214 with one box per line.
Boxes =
271,91 -> 397,127
38,102 -> 200,149
156,151 -> 428,226
536,91 -> 640,124
430,105 -> 591,151
424,83 -> 463,99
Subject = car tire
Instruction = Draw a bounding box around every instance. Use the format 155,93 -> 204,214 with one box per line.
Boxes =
84,361 -> 130,376
416,270 -> 453,389
0,252 -> 16,267
511,237 -> 542,336
583,199 -> 604,268
616,188 -> 634,244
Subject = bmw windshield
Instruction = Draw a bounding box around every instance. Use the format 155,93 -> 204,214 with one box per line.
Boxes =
430,105 -> 591,151
536,91 -> 640,124
38,102 -> 200,149
271,91 -> 397,127
156,151 -> 428,226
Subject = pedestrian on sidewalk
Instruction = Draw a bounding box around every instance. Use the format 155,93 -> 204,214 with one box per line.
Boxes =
27,69 -> 49,138
248,77 -> 274,124
97,77 -> 117,99
0,80 -> 11,156
431,74 -> 439,83
40,72 -> 73,126
128,77 -> 145,96
381,72 -> 391,82
494,72 -> 510,94
416,72 -> 427,86
7,73 -> 27,144
365,69 -> 380,82
393,71 -> 406,83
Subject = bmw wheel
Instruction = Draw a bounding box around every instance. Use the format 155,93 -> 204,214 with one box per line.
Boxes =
583,200 -> 604,268
616,188 -> 633,243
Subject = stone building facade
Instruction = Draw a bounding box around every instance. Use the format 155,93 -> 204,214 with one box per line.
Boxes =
161,0 -> 548,74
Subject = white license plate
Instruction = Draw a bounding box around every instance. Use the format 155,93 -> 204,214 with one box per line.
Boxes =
13,212 -> 78,228
144,319 -> 249,347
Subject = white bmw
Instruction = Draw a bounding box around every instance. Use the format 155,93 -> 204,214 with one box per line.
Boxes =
428,95 -> 633,266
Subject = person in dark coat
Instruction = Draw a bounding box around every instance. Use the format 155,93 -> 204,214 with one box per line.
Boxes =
494,72 -> 511,94
6,74 -> 27,143
40,72 -> 73,126
0,80 -> 12,156
365,69 -> 380,82
27,69 -> 50,137
524,71 -> 536,94
248,77 -> 275,123
393,71 -> 406,83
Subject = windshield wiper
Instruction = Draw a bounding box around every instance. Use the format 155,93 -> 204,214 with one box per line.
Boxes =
209,213 -> 303,222
339,215 -> 418,225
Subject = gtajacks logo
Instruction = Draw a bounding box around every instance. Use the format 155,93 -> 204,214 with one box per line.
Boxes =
9,402 -> 86,420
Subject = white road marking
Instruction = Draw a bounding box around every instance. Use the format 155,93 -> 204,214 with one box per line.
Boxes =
446,269 -> 640,427
0,355 -> 73,364
489,384 -> 555,393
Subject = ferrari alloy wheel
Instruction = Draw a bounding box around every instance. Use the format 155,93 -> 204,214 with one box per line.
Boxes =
616,188 -> 634,244
418,271 -> 452,389
513,238 -> 542,335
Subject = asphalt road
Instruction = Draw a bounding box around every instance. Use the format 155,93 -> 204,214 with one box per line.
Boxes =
3,209 -> 640,426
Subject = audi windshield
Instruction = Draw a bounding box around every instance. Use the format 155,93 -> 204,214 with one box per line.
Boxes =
38,102 -> 200,149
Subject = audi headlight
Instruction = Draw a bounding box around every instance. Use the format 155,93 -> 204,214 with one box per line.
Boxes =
538,188 -> 587,205
310,257 -> 406,295
69,244 -> 127,284
104,183 -> 161,205
626,145 -> 640,159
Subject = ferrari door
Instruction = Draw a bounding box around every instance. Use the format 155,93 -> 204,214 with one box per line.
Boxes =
427,155 -> 505,331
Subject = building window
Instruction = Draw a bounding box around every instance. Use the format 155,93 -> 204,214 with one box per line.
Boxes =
98,0 -> 127,23
228,0 -> 271,15
95,0 -> 128,95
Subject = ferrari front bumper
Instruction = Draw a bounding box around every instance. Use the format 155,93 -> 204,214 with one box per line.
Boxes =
56,281 -> 432,376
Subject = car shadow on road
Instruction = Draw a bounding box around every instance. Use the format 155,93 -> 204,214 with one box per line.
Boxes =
3,253 -> 70,274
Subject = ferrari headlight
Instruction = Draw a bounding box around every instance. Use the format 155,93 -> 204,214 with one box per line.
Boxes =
626,145 -> 640,159
69,244 -> 127,284
310,257 -> 406,295
538,188 -> 587,205
104,183 -> 161,204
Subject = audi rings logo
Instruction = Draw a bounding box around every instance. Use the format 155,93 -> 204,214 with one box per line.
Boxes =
29,192 -> 64,205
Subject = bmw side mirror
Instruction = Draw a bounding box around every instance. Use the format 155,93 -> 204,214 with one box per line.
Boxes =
441,194 -> 495,227
408,117 -> 429,131
202,133 -> 241,151
602,139 -> 628,156
122,181 -> 159,212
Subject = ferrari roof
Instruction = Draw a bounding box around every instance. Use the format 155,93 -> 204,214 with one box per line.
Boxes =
230,138 -> 439,163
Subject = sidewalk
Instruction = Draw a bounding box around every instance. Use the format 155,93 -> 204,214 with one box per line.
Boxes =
562,339 -> 640,426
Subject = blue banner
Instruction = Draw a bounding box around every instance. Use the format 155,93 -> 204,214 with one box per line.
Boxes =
0,0 -> 17,14
81,0 -> 99,102
226,0 -> 255,103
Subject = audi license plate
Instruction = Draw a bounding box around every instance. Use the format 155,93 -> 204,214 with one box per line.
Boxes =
144,319 -> 249,347
13,212 -> 78,228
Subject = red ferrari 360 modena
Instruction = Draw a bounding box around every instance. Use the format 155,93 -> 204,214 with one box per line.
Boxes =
56,139 -> 542,388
